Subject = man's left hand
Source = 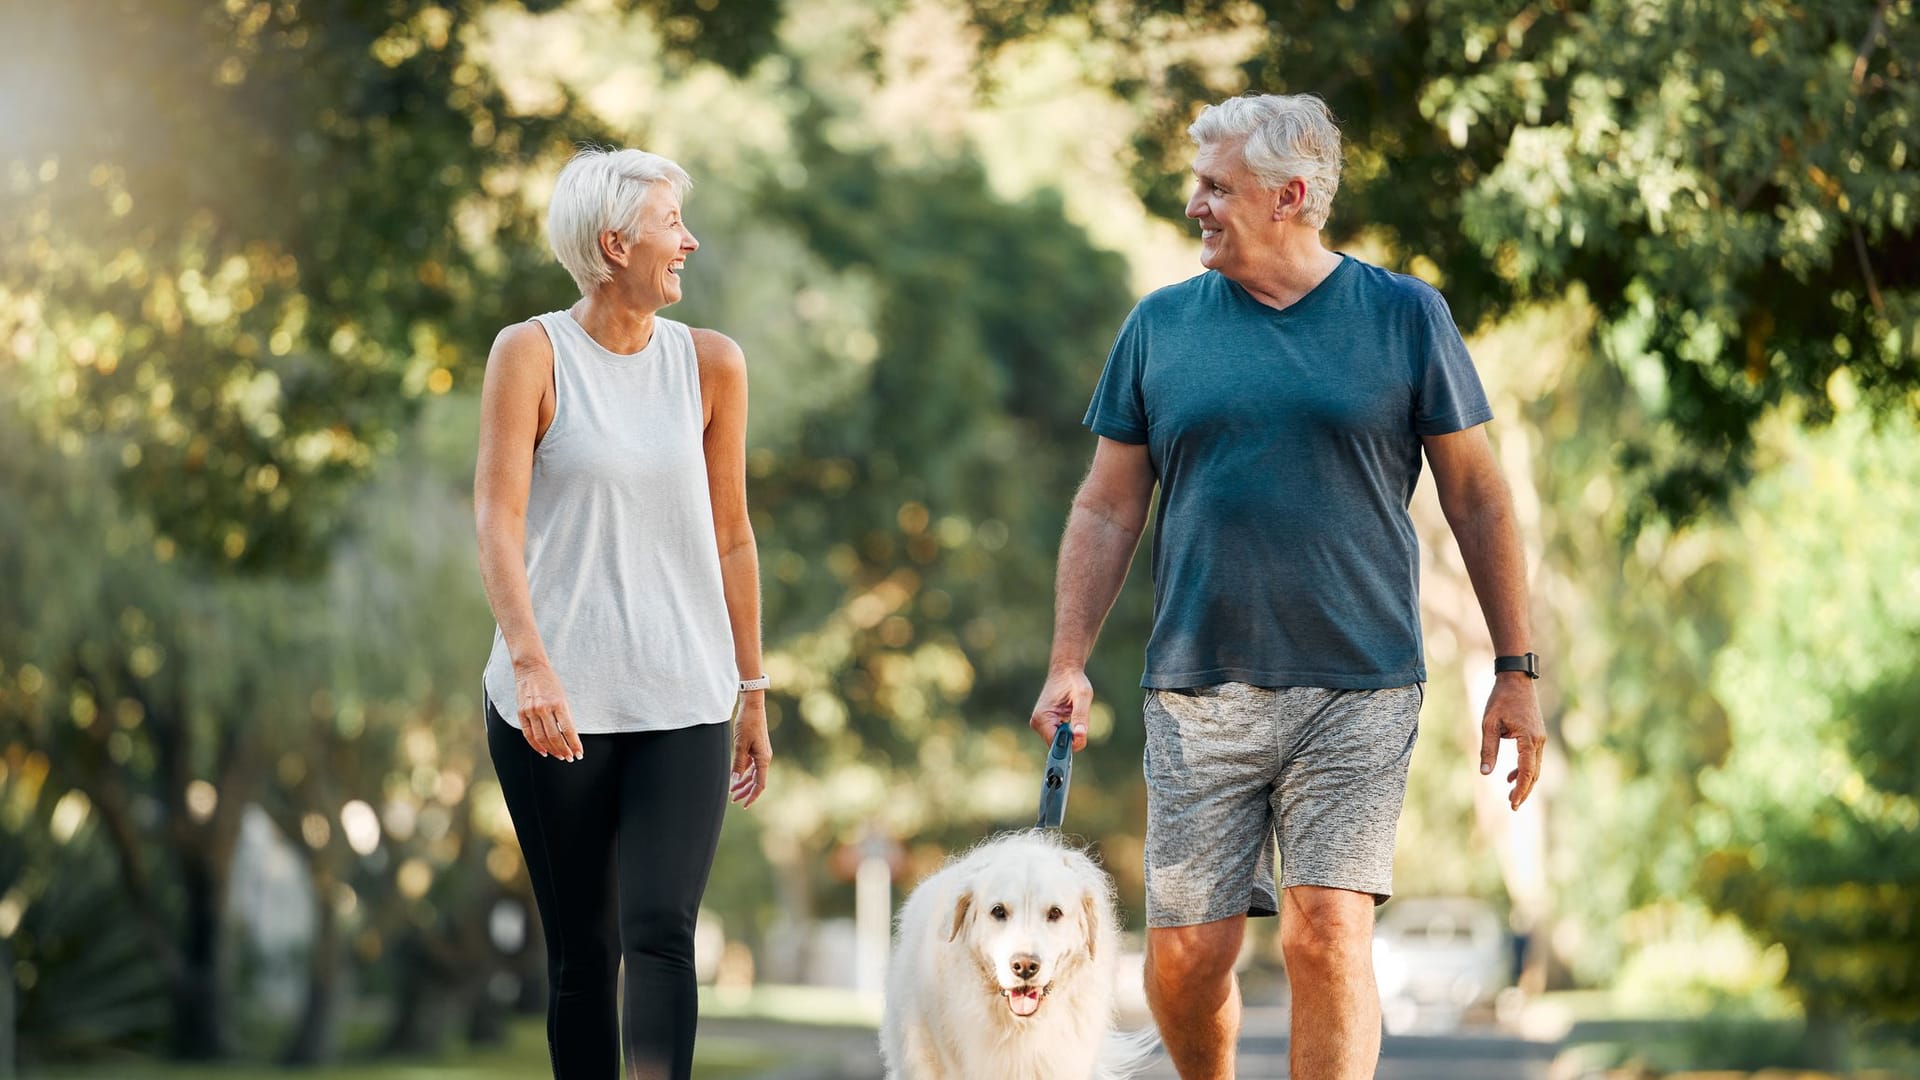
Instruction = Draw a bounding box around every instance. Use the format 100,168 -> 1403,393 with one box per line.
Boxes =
1479,674 -> 1545,810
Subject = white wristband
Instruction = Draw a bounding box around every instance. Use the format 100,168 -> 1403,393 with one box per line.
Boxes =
738,675 -> 770,692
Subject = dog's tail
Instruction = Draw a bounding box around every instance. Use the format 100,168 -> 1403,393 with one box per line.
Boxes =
1096,1026 -> 1162,1079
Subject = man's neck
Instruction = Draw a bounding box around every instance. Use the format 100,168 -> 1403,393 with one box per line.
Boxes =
1227,233 -> 1342,312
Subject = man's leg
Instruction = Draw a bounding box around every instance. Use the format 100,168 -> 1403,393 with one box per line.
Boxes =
1272,684 -> 1421,1079
1140,684 -> 1284,1079
1145,915 -> 1245,1080
1281,885 -> 1379,1080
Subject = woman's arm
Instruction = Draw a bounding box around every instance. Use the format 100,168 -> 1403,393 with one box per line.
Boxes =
693,327 -> 770,807
474,321 -> 583,762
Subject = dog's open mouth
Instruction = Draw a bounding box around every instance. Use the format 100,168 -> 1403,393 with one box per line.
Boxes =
1004,983 -> 1050,1018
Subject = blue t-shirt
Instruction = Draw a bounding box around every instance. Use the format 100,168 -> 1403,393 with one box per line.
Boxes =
1083,256 -> 1492,690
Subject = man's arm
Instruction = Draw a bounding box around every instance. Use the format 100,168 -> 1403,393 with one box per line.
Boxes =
1031,437 -> 1157,749
1423,425 -> 1546,810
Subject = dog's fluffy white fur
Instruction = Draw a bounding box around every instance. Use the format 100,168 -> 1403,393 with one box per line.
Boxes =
880,831 -> 1158,1080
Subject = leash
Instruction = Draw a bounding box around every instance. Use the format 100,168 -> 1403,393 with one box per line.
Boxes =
1032,723 -> 1074,831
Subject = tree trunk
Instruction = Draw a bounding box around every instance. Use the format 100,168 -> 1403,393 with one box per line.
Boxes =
280,864 -> 341,1065
1804,1012 -> 1848,1071
170,851 -> 226,1060
380,937 -> 460,1057
760,835 -> 817,984
465,979 -> 508,1048
0,936 -> 15,1079
511,906 -> 547,1015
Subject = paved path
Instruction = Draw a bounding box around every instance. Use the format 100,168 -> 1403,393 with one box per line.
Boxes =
1130,1005 -> 1556,1078
726,1004 -> 1559,1079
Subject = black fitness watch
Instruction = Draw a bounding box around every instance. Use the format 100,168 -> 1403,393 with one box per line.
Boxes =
1494,652 -> 1540,679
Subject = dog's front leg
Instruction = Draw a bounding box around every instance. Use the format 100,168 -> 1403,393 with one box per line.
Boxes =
893,1021 -> 948,1080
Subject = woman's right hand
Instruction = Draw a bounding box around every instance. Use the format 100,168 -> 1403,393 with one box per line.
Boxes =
515,660 -> 584,762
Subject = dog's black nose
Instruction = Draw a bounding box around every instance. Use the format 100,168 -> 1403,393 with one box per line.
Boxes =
1011,953 -> 1040,981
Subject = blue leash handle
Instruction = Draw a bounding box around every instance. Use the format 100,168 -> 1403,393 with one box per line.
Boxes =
1034,723 -> 1074,831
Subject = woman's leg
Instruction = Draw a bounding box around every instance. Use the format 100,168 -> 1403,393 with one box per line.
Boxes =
487,700 -> 623,1078
613,719 -> 731,1080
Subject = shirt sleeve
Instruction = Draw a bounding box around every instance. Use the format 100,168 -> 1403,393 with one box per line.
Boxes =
1412,288 -> 1494,436
1083,305 -> 1150,444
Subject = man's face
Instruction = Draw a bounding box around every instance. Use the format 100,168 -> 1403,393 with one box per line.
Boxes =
1185,139 -> 1289,277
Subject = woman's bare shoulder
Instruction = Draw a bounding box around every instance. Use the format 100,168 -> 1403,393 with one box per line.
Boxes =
490,318 -> 554,364
688,327 -> 745,372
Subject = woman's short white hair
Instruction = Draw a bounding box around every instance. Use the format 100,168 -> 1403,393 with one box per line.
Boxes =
547,146 -> 693,294
1188,94 -> 1343,230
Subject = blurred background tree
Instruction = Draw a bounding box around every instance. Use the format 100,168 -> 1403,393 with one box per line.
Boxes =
1696,414 -> 1920,1051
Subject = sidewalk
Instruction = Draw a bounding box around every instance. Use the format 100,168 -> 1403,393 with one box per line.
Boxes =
705,1016 -> 880,1080
719,1003 -> 1560,1079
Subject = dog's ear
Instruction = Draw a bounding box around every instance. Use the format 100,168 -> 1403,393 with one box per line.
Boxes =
948,889 -> 973,943
1081,892 -> 1100,960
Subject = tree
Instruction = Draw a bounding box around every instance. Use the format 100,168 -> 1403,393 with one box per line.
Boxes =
1697,415 -> 1920,1048
0,0 -> 787,574
0,417 -> 269,1060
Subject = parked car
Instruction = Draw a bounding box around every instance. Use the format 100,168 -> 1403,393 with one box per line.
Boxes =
1371,896 -> 1510,1034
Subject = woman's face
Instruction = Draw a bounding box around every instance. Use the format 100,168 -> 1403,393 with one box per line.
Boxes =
618,180 -> 698,308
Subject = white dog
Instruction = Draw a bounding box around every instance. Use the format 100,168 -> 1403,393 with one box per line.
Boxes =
880,831 -> 1158,1080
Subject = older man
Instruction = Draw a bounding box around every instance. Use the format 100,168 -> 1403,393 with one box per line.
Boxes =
1030,94 -> 1546,1078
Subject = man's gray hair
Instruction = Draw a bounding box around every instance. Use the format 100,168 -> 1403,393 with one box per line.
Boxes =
1188,94 -> 1343,230
547,146 -> 693,294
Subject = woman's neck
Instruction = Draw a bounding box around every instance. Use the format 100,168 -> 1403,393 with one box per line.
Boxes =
570,290 -> 659,353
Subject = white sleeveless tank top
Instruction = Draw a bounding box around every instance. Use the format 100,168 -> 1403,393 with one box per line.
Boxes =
483,310 -> 737,733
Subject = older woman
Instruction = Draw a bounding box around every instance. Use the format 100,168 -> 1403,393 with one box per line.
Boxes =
474,146 -> 771,1079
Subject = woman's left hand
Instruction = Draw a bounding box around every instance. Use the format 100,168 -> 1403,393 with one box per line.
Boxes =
729,695 -> 772,807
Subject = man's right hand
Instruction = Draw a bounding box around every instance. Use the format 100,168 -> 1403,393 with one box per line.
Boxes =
1030,667 -> 1094,751
515,659 -> 584,762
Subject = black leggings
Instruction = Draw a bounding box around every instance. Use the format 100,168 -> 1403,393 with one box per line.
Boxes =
487,701 -> 731,1080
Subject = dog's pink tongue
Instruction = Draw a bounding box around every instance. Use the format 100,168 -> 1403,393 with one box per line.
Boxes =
1007,988 -> 1041,1017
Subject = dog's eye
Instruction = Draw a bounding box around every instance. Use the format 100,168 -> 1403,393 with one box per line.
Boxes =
1046,906 -> 1063,922
990,903 -> 1008,921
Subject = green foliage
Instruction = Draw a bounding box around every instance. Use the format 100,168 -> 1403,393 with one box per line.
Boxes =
1691,416 -> 1920,1027
1701,650 -> 1920,1025
714,125 -> 1154,925
0,752 -> 167,1060
1847,652 -> 1920,802
0,394 -> 538,1060
1520,321 -> 1920,1027
1487,302 -> 1741,983
0,0 -> 788,573
0,415 -> 248,1058
2,0 -> 513,568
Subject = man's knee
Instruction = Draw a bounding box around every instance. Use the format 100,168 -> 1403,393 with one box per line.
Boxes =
1280,887 -> 1374,972
1147,918 -> 1244,994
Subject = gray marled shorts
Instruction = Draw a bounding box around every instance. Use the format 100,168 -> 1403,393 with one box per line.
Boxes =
1142,682 -> 1422,928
